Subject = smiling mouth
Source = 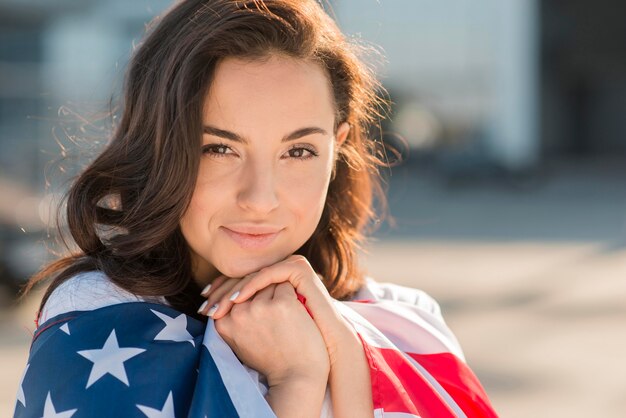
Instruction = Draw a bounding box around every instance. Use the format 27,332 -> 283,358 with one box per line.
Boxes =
221,227 -> 281,250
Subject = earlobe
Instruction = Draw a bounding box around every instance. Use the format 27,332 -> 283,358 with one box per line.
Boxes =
335,121 -> 351,146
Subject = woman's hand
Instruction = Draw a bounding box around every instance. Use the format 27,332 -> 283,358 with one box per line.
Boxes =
199,256 -> 374,416
198,255 -> 359,365
211,281 -> 330,387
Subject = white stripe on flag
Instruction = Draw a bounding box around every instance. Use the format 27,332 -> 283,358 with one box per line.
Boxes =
400,351 -> 467,418
204,319 -> 276,418
375,410 -> 422,418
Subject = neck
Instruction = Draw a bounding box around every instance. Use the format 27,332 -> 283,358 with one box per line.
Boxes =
190,257 -> 221,289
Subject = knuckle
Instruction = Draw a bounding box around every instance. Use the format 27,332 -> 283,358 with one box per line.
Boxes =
251,299 -> 274,318
292,255 -> 311,268
214,317 -> 227,334
248,298 -> 266,313
230,300 -> 249,317
274,300 -> 293,317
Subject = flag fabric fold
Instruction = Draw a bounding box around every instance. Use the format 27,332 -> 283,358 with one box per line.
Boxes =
14,292 -> 497,417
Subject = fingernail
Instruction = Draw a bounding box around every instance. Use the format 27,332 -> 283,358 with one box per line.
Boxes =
229,291 -> 240,301
207,304 -> 219,317
201,283 -> 212,295
197,300 -> 208,314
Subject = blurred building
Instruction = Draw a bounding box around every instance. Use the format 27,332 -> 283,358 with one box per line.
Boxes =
0,0 -> 170,182
540,1 -> 626,158
2,0 -> 625,183
333,0 -> 626,170
1,0 -> 625,290
0,0 -> 171,295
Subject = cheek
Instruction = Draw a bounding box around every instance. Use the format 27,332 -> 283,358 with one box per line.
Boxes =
187,164 -> 232,213
282,168 -> 330,222
185,188 -> 211,223
180,175 -> 221,235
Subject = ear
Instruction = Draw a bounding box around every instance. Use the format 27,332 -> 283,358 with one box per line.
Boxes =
330,122 -> 350,182
334,121 -> 350,147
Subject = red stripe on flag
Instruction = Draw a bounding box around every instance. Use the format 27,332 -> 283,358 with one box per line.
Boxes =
356,333 -> 457,418
406,352 -> 498,418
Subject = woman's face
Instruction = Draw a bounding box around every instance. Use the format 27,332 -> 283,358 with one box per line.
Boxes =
180,54 -> 350,286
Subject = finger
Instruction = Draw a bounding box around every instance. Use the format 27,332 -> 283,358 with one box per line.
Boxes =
229,258 -> 333,322
273,282 -> 313,318
209,274 -> 260,319
199,278 -> 239,315
273,282 -> 297,301
252,283 -> 277,301
201,274 -> 228,297
205,277 -> 240,306
200,274 -> 229,297
230,261 -> 308,304
217,272 -> 259,305
218,284 -> 277,320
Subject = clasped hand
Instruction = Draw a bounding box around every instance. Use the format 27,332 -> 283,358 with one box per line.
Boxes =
198,255 -> 357,387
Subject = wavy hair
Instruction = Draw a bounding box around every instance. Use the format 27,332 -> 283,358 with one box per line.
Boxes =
19,0 -> 398,321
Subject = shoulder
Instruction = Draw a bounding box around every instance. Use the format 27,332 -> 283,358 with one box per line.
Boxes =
351,276 -> 443,318
38,270 -> 169,325
348,275 -> 465,360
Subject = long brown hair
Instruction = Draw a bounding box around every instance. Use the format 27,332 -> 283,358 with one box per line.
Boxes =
18,0 -> 398,321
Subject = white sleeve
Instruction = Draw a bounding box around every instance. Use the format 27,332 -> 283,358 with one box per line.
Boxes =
350,276 -> 465,360
38,271 -> 168,324
353,276 -> 443,318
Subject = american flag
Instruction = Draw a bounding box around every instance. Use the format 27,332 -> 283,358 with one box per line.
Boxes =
13,296 -> 497,417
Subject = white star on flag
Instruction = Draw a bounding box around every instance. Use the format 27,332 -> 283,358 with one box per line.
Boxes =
136,390 -> 176,418
15,363 -> 29,407
60,323 -> 70,335
151,309 -> 195,347
77,329 -> 146,388
41,391 -> 77,418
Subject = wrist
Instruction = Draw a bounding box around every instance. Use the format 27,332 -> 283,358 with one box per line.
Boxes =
326,319 -> 362,365
267,366 -> 329,389
327,329 -> 374,417
266,377 -> 328,418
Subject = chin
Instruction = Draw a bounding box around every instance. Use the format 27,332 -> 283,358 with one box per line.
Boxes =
218,257 -> 270,278
218,251 -> 289,278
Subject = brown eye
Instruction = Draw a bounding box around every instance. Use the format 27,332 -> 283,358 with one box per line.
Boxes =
202,143 -> 234,157
285,146 -> 318,160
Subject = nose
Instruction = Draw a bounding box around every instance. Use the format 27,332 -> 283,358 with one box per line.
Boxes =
237,159 -> 280,214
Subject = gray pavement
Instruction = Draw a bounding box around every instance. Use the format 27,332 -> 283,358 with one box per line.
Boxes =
2,158 -> 625,417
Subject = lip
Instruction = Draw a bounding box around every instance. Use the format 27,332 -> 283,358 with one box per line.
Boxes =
221,226 -> 282,250
224,224 -> 284,235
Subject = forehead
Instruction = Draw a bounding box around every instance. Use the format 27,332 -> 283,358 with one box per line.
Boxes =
203,54 -> 336,127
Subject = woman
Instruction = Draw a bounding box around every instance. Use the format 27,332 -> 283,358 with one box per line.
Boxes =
14,0 -> 497,417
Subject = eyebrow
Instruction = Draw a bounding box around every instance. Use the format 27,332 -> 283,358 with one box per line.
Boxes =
202,125 -> 329,144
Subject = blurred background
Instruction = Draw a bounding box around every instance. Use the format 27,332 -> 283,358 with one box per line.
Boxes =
1,0 -> 625,416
